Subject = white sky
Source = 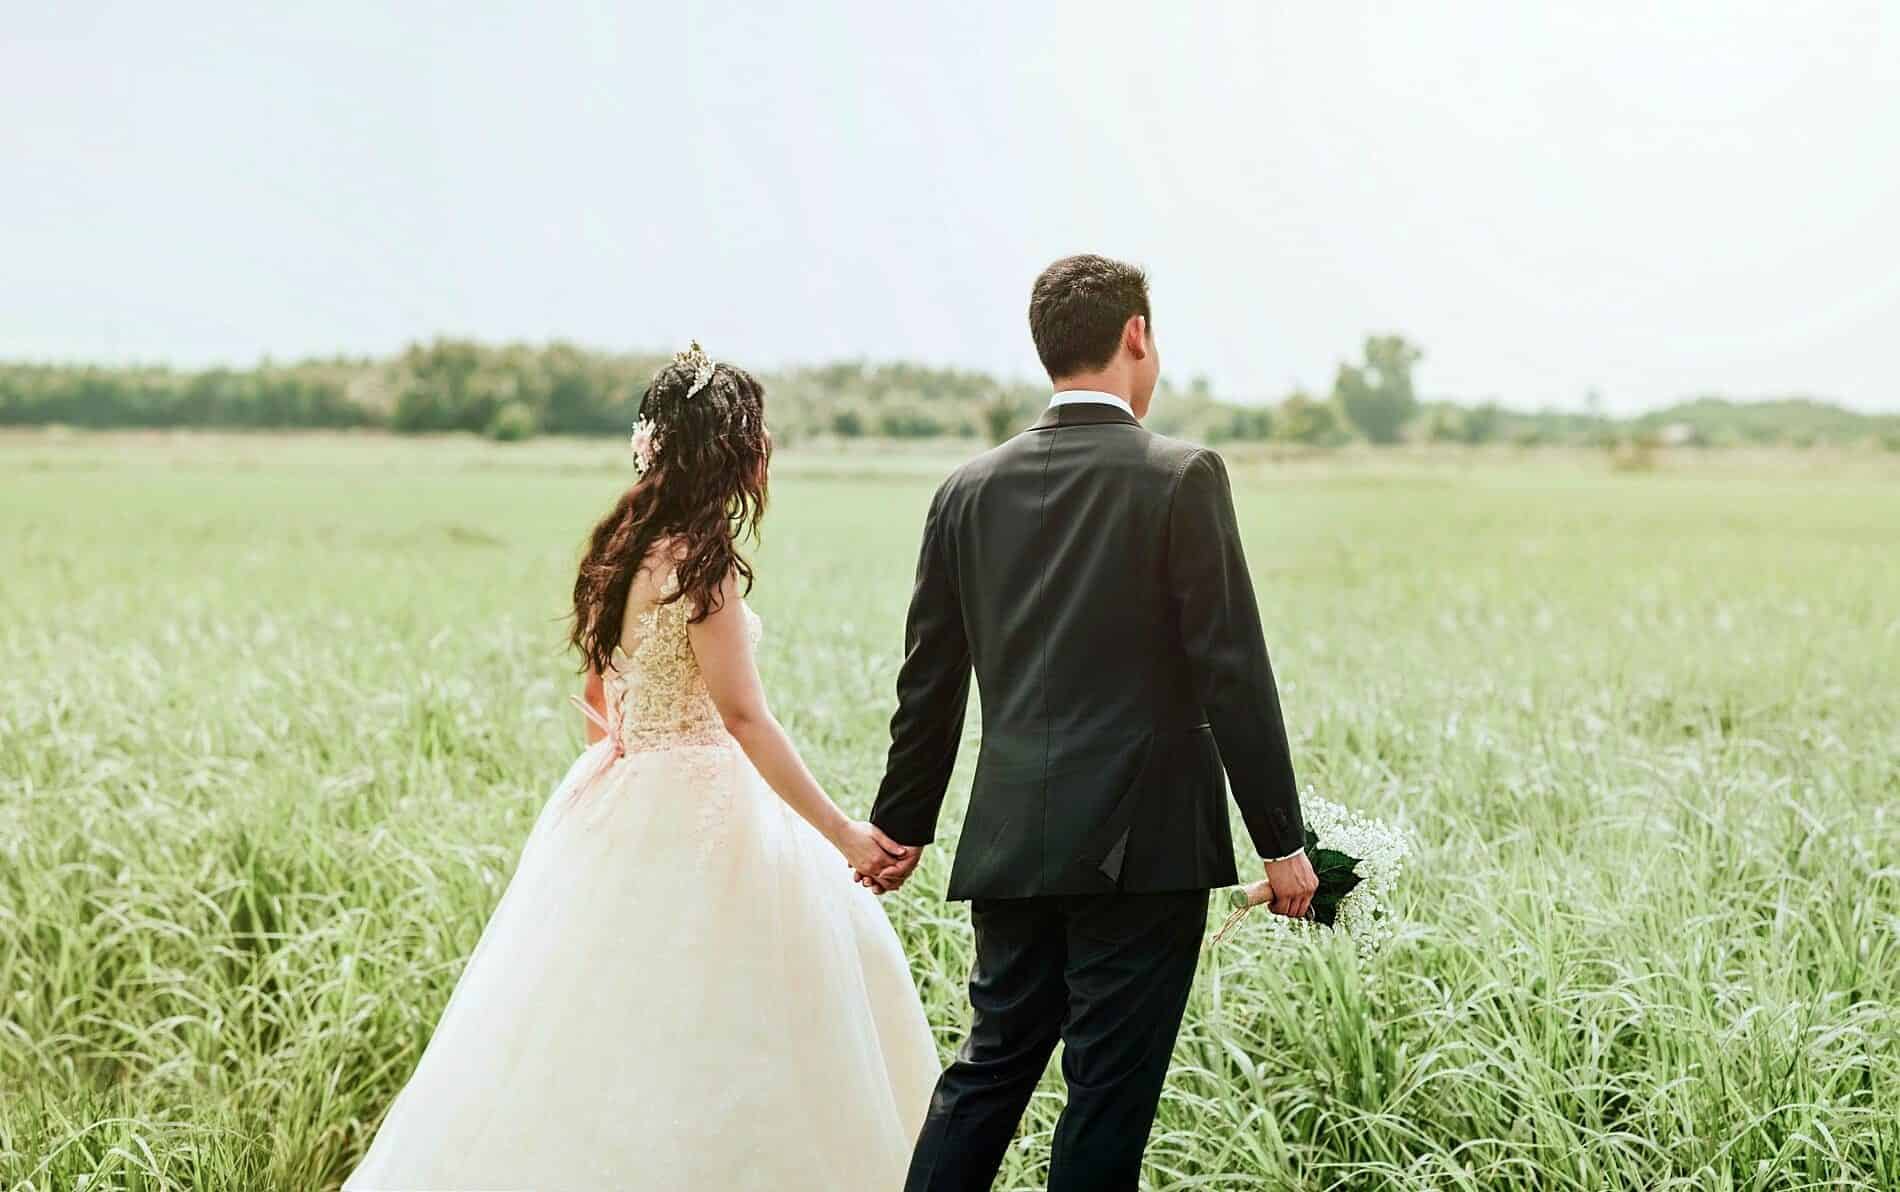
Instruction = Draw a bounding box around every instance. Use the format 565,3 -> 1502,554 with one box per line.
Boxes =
5,1 -> 1897,412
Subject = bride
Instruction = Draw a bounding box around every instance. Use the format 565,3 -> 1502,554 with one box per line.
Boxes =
345,345 -> 939,1190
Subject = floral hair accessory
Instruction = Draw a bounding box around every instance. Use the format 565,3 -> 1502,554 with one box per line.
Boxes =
674,340 -> 715,399
630,341 -> 715,475
629,418 -> 657,475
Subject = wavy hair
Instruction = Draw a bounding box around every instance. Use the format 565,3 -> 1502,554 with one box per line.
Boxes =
569,359 -> 770,674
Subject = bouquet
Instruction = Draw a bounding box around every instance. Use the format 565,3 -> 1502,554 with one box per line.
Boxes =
1212,793 -> 1407,957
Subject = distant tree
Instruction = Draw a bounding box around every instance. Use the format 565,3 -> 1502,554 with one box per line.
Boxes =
485,400 -> 538,441
1332,335 -> 1422,444
1461,401 -> 1502,445
1425,406 -> 1464,443
878,403 -> 946,438
539,342 -> 630,435
393,340 -> 517,433
1274,391 -> 1338,445
1582,388 -> 1617,446
1222,406 -> 1274,442
981,392 -> 1029,445
830,409 -> 865,438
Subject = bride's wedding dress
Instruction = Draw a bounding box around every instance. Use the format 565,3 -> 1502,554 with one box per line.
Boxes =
345,581 -> 939,1190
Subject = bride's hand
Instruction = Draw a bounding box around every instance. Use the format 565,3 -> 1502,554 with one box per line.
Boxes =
832,820 -> 910,882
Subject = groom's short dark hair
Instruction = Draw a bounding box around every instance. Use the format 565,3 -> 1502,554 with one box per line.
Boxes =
1028,254 -> 1151,381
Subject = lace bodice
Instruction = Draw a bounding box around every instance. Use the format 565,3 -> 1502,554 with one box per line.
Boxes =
602,585 -> 762,755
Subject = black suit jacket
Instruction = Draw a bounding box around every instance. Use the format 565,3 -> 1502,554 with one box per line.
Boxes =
872,401 -> 1304,900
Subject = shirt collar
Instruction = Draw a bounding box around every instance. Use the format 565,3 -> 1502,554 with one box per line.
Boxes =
1048,389 -> 1135,418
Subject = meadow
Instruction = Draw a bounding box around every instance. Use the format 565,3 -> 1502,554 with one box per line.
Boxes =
2,431 -> 1897,1190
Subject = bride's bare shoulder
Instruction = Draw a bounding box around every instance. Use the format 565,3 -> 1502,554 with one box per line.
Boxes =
614,540 -> 684,618
634,537 -> 689,584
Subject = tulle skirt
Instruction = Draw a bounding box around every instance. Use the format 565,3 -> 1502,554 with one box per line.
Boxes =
344,737 -> 940,1190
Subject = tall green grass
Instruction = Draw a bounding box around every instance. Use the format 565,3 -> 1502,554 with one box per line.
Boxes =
3,434 -> 1896,1189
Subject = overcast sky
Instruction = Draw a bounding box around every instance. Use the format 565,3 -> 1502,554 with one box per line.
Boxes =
5,1 -> 1897,411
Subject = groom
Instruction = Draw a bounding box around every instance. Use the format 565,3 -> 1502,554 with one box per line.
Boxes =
862,254 -> 1319,1191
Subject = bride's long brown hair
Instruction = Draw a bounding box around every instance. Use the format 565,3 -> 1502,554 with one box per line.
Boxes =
569,358 -> 771,674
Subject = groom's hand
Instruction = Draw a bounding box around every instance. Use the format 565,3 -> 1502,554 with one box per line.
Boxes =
1262,851 -> 1318,920
854,841 -> 925,895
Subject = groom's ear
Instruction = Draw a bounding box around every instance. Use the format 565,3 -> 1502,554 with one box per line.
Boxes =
1124,315 -> 1149,360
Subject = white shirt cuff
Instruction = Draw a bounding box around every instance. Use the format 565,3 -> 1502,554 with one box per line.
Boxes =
1263,846 -> 1305,863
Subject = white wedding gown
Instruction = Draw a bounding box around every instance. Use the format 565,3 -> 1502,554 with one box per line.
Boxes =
345,585 -> 939,1190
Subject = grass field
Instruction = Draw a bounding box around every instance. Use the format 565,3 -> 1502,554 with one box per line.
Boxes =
3,432 -> 1898,1190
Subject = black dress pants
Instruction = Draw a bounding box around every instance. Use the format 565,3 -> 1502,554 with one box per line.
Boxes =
901,891 -> 1208,1192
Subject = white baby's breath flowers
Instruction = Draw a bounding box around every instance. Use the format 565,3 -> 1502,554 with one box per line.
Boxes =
1304,794 -> 1409,955
1226,790 -> 1409,959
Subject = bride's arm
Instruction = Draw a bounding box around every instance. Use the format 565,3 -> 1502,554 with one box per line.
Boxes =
690,574 -> 909,878
580,669 -> 607,744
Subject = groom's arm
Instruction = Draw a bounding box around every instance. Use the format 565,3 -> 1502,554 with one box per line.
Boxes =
871,482 -> 972,848
1167,448 -> 1305,860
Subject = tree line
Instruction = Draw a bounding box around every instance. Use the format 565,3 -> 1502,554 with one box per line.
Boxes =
3,336 -> 1893,449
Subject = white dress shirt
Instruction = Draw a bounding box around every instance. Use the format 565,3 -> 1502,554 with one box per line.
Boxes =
1045,388 -> 1305,868
1048,389 -> 1136,418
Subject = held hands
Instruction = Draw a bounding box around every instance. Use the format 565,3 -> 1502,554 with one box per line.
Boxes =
833,821 -> 916,894
854,842 -> 923,895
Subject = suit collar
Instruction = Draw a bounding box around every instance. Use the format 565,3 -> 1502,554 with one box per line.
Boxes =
1030,403 -> 1142,432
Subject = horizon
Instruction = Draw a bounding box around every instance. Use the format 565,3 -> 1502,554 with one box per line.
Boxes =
5,3 -> 1898,414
